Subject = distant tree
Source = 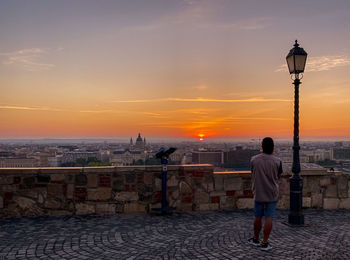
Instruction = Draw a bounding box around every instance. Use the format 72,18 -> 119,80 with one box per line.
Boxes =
316,159 -> 337,166
88,162 -> 111,166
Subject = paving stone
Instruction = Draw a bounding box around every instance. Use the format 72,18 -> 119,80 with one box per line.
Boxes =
1,210 -> 350,259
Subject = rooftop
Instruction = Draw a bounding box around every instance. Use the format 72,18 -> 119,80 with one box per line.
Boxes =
1,209 -> 349,259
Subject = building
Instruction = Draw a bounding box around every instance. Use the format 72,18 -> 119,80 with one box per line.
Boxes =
0,157 -> 36,168
61,151 -> 99,164
129,133 -> 146,150
110,149 -> 146,166
223,147 -> 260,169
47,156 -> 63,167
331,148 -> 350,161
192,151 -> 223,166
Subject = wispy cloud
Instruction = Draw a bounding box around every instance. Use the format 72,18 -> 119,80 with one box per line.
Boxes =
276,55 -> 350,72
78,110 -> 116,114
0,105 -> 64,112
209,17 -> 272,31
0,48 -> 55,72
113,97 -> 291,103
193,85 -> 208,90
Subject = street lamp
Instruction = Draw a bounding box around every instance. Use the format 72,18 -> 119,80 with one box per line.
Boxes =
286,40 -> 307,225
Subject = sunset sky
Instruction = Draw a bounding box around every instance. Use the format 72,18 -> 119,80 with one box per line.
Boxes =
1,0 -> 350,140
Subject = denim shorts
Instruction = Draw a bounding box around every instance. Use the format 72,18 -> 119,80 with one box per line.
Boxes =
254,200 -> 278,218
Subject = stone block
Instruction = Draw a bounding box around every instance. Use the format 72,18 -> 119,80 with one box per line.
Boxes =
112,176 -> 124,191
279,178 -> 290,195
124,203 -> 146,213
12,196 -> 44,216
303,197 -> 311,208
65,175 -> 75,184
155,178 -> 162,191
87,188 -> 112,201
50,174 -> 65,182
96,204 -> 116,214
167,175 -> 178,187
13,176 -> 21,184
144,173 -> 153,186
115,192 -> 139,202
48,210 -> 71,216
125,174 -> 136,184
75,174 -> 87,186
87,174 -> 98,187
242,180 -> 251,190
209,203 -> 219,210
37,175 -> 50,183
214,175 -> 224,191
320,177 -> 331,186
323,198 -> 339,210
236,198 -> 254,209
22,177 -> 36,188
224,177 -> 242,191
199,203 -> 210,211
115,203 -> 124,213
276,195 -> 289,209
38,194 -> 44,204
47,184 -> 65,198
220,196 -> 235,209
177,203 -> 193,211
210,191 -> 226,197
76,203 -> 95,215
1,185 -> 17,193
171,190 -> 179,200
194,191 -> 209,204
99,174 -> 111,187
180,181 -> 192,193
311,193 -> 323,208
339,198 -> 350,209
44,198 -> 62,209
13,196 -> 36,209
325,185 -> 337,198
207,182 -> 214,192
306,177 -> 320,193
66,184 -> 74,199
18,189 -> 39,199
74,187 -> 87,201
337,176 -> 348,198
0,176 -> 13,185
210,196 -> 220,204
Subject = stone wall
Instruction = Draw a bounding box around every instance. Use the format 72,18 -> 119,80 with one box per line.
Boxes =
0,166 -> 349,217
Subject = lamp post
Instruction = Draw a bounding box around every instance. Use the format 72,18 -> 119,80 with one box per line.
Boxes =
286,40 -> 308,225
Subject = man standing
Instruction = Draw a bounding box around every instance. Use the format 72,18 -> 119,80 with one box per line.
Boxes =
248,137 -> 282,251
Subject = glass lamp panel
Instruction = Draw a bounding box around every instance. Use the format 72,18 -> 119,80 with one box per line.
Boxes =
295,55 -> 307,73
286,55 -> 295,74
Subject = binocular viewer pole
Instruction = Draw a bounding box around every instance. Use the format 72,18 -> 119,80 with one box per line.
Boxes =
150,147 -> 176,215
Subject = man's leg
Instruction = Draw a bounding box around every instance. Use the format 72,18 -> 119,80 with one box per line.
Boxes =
253,201 -> 264,240
262,217 -> 272,243
254,217 -> 262,240
262,201 -> 277,243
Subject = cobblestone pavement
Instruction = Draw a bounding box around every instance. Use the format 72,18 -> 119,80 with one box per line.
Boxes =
1,210 -> 350,260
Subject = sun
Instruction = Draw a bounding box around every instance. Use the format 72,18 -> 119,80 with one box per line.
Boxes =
198,133 -> 205,141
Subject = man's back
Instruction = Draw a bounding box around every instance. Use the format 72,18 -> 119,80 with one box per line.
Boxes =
251,153 -> 282,202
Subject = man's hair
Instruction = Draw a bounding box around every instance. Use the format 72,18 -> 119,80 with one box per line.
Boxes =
262,137 -> 274,154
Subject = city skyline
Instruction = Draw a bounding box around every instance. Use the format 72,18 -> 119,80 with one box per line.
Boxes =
1,0 -> 350,140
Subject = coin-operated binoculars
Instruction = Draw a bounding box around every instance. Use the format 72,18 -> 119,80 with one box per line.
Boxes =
150,147 -> 176,215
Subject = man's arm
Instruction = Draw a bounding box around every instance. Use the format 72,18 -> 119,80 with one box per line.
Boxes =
278,161 -> 283,179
